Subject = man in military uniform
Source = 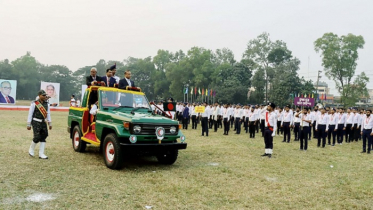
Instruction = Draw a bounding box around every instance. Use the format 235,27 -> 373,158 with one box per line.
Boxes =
262,102 -> 277,158
27,90 -> 52,159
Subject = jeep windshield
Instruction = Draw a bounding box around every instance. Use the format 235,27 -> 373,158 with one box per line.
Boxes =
99,90 -> 150,111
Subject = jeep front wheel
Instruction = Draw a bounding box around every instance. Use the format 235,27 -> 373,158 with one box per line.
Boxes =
72,126 -> 86,152
156,150 -> 178,165
103,133 -> 123,169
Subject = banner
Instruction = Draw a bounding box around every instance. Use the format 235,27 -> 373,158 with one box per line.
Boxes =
81,85 -> 87,102
41,82 -> 60,106
0,79 -> 17,104
294,97 -> 315,107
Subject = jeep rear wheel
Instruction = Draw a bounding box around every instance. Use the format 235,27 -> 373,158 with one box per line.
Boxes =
103,133 -> 123,169
72,126 -> 86,152
156,150 -> 178,165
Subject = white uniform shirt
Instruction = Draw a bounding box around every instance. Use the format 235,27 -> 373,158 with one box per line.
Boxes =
281,111 -> 293,126
222,107 -> 229,119
260,108 -> 266,120
316,113 -> 330,130
264,112 -> 277,135
361,115 -> 373,133
337,113 -> 346,125
299,113 -> 311,127
234,108 -> 243,118
328,113 -> 338,126
249,110 -> 257,122
293,111 -> 301,124
201,106 -> 209,118
353,113 -> 361,127
113,75 -> 120,84
345,113 -> 354,125
277,112 -> 283,122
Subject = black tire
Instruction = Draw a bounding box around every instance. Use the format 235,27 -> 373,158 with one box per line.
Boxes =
103,133 -> 123,169
156,150 -> 178,165
72,125 -> 86,152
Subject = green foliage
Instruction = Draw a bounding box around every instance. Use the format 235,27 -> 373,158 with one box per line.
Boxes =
314,33 -> 365,104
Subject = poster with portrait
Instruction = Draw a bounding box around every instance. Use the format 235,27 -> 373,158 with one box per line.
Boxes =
0,79 -> 17,104
41,82 -> 60,106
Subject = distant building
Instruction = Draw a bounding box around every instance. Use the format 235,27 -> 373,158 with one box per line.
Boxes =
314,81 -> 333,104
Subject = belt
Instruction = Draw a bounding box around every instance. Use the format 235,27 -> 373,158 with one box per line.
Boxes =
363,128 -> 372,131
294,122 -> 300,124
33,118 -> 45,122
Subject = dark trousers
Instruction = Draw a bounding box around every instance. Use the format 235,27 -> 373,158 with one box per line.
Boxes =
337,124 -> 344,143
218,116 -> 222,128
191,115 -> 197,129
209,116 -> 213,129
294,122 -> 300,140
201,117 -> 209,136
283,122 -> 291,142
182,117 -> 189,129
300,126 -> 310,150
214,120 -> 218,132
354,124 -> 360,141
313,121 -> 317,138
249,121 -> 256,138
260,119 -> 265,136
255,120 -> 259,133
327,125 -> 337,145
223,118 -> 229,134
362,129 -> 372,152
345,124 -> 353,142
235,118 -> 241,134
317,124 -> 327,147
277,121 -> 283,135
264,127 -> 273,149
230,116 -> 234,128
308,125 -> 312,140
244,117 -> 249,133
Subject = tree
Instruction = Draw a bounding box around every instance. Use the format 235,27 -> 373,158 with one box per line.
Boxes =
343,72 -> 370,107
314,33 -> 365,104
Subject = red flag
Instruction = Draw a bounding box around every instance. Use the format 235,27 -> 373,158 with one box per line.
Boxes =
321,93 -> 324,100
195,87 -> 197,95
301,94 -> 303,98
202,88 -> 204,95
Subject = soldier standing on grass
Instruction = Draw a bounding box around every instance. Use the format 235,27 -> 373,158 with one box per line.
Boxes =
27,90 -> 52,159
261,102 -> 277,158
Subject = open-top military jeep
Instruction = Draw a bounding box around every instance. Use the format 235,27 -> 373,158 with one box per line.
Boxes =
67,86 -> 187,169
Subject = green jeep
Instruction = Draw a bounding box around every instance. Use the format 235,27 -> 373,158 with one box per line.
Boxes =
67,86 -> 187,169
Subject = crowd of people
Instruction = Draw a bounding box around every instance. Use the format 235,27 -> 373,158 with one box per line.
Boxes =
153,102 -> 373,157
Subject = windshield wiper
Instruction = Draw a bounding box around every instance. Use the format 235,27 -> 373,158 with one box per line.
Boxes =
131,107 -> 150,114
113,106 -> 133,111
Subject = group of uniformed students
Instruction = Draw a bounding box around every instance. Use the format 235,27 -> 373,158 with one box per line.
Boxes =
152,101 -> 373,158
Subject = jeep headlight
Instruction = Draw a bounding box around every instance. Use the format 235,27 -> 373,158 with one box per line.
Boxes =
133,125 -> 141,134
170,126 -> 177,134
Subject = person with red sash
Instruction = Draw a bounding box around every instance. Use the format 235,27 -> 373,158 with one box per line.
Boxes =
27,90 -> 52,159
262,102 -> 277,158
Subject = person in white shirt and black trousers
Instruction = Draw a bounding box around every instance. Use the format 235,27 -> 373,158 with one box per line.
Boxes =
296,107 -> 312,151
261,102 -> 277,158
360,110 -> 373,153
281,105 -> 293,143
316,107 -> 329,148
327,108 -> 338,146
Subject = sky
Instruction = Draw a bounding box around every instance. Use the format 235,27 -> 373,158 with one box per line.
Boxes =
1,0 -> 372,96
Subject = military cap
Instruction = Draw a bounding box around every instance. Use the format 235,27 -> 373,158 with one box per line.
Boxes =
108,63 -> 116,70
38,90 -> 47,96
268,102 -> 276,109
168,97 -> 174,102
285,105 -> 290,108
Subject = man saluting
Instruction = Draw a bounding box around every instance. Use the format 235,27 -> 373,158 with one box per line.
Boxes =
262,102 -> 277,158
27,90 -> 52,159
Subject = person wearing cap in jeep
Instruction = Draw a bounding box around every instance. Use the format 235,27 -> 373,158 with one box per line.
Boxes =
27,90 -> 52,159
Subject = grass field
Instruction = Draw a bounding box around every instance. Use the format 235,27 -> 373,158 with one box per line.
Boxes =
0,110 -> 372,209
